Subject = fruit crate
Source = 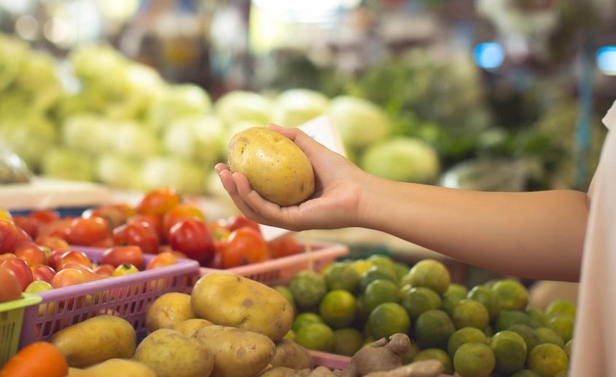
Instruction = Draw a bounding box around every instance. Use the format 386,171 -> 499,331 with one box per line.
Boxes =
0,294 -> 42,368
18,248 -> 199,349
309,350 -> 351,370
198,241 -> 349,286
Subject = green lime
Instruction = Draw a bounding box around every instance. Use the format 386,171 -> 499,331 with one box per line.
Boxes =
511,369 -> 542,377
489,330 -> 528,374
526,308 -> 550,327
366,302 -> 411,340
414,309 -> 456,349
491,279 -> 528,311
452,299 -> 490,330
324,262 -> 361,293
364,279 -> 400,314
333,327 -> 364,356
508,324 -> 541,352
447,283 -> 470,297
467,285 -> 502,320
447,327 -> 488,358
351,260 -> 375,276
294,323 -> 335,352
548,315 -> 574,343
292,312 -> 325,333
288,270 -> 328,311
367,254 -> 398,276
399,283 -> 412,300
360,266 -> 398,292
394,262 -> 411,281
545,299 -> 576,319
535,327 -> 565,349
273,285 -> 297,313
283,329 -> 295,341
495,310 -> 535,332
404,259 -> 450,295
401,286 -> 442,320
527,343 -> 568,377
441,284 -> 469,316
453,342 -> 495,377
401,341 -> 421,364
319,290 -> 356,329
413,348 -> 453,375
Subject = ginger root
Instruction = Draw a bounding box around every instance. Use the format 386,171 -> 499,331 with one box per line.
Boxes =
340,333 -> 411,377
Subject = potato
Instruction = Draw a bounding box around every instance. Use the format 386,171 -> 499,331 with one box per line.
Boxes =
172,318 -> 214,337
258,367 -> 298,377
146,292 -> 195,333
133,328 -> 214,377
191,272 -> 294,341
69,359 -> 156,377
193,324 -> 276,377
49,315 -> 136,368
228,126 -> 315,206
271,339 -> 314,370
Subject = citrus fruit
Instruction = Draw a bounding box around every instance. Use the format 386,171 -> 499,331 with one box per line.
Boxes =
526,308 -> 550,327
548,315 -> 574,343
351,260 -> 375,276
414,309 -> 456,349
404,259 -> 450,295
399,283 -> 412,300
401,341 -> 421,364
495,310 -> 535,332
394,262 -> 410,281
467,285 -> 502,320
359,266 -> 398,292
489,330 -> 528,374
333,328 -> 364,356
441,284 -> 469,316
292,312 -> 325,333
535,327 -> 565,348
273,285 -> 297,313
451,299 -> 490,330
491,279 -> 528,311
554,371 -> 569,377
366,302 -> 411,340
447,327 -> 488,358
545,299 -> 576,319
288,270 -> 327,311
283,329 -> 295,341
367,254 -> 397,272
363,279 -> 400,314
511,369 -> 542,377
508,324 -> 541,352
527,343 -> 568,377
401,286 -> 442,320
319,290 -> 356,329
324,262 -> 361,293
453,342 -> 496,377
294,323 -> 335,352
413,348 -> 453,375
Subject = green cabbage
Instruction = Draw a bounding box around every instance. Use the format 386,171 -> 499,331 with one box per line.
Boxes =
61,113 -> 117,154
41,148 -> 96,181
96,153 -> 144,190
162,115 -> 225,166
148,83 -> 212,132
214,90 -> 272,127
0,33 -> 28,91
111,121 -> 159,159
0,114 -> 58,172
142,156 -> 207,195
271,89 -> 329,127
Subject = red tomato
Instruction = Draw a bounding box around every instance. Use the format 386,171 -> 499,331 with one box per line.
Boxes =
208,220 -> 231,241
0,218 -> 19,253
35,236 -> 70,253
135,187 -> 181,218
110,203 -> 136,219
90,236 -> 113,248
0,266 -> 22,303
56,250 -> 93,270
145,252 -> 178,270
101,245 -> 144,269
168,218 -> 215,266
162,204 -> 206,239
112,263 -> 139,276
37,218 -> 73,240
0,341 -> 68,377
14,227 -> 33,245
221,227 -> 268,269
266,236 -> 303,259
28,210 -> 60,225
12,215 -> 39,238
112,222 -> 160,254
14,242 -> 48,267
59,262 -> 100,282
127,214 -> 163,240
94,264 -> 115,277
1,258 -> 33,291
227,215 -> 262,235
31,264 -> 56,283
47,249 -> 68,271
82,205 -> 128,230
0,253 -> 16,263
50,267 -> 87,289
66,216 -> 110,246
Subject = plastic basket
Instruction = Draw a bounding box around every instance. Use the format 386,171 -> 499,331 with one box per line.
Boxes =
18,248 -> 199,349
310,350 -> 351,370
0,293 -> 42,367
198,242 -> 349,286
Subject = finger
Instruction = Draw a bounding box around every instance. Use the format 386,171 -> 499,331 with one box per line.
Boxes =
215,163 -> 228,175
228,172 -> 276,224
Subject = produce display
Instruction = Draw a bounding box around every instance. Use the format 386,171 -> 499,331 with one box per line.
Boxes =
273,256 -> 574,377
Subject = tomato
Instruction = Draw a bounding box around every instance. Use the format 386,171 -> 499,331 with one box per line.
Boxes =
0,208 -> 12,221
28,210 -> 60,225
59,262 -> 100,282
0,253 -> 16,263
0,341 -> 68,377
1,258 -> 33,291
266,236 -> 303,259
112,221 -> 160,254
162,204 -> 206,239
31,264 -> 56,283
168,218 -> 215,266
47,249 -> 68,271
90,236 -> 113,248
101,245 -> 144,269
57,250 -> 93,270
35,236 -> 70,252
82,205 -> 127,230
227,215 -> 262,235
12,215 -> 39,238
37,218 -> 73,240
0,266 -> 22,303
51,267 -> 87,289
111,203 -> 136,219
112,263 -> 139,276
145,252 -> 178,270
14,242 -> 48,266
66,216 -> 110,246
127,214 -> 163,240
0,218 -> 19,253
14,227 -> 33,245
94,264 -> 115,277
221,227 -> 269,269
135,187 -> 181,218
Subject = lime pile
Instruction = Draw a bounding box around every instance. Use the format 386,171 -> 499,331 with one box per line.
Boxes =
276,255 -> 576,377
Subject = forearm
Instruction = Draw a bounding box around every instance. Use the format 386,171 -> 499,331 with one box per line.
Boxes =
358,176 -> 589,282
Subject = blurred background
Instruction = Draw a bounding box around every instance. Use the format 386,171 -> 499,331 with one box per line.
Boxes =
0,0 -> 615,198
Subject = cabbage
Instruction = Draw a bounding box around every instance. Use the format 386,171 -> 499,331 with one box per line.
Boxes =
0,114 -> 58,172
360,137 -> 440,183
111,121 -> 159,159
271,89 -> 329,127
148,83 -> 212,132
40,148 -> 96,181
162,115 -> 225,166
327,96 -> 391,152
214,90 -> 272,127
96,153 -> 144,190
142,156 -> 208,195
0,33 -> 29,91
61,113 -> 117,154
15,51 -> 60,92
69,43 -> 128,83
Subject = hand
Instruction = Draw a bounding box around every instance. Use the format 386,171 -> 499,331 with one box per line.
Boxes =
216,124 -> 367,231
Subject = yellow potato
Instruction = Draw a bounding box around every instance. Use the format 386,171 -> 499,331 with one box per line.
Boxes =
193,324 -> 276,377
49,315 -> 136,368
145,292 -> 195,333
172,318 -> 214,337
228,126 -> 315,206
191,272 -> 294,341
69,359 -> 156,377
